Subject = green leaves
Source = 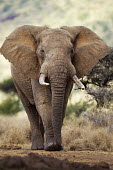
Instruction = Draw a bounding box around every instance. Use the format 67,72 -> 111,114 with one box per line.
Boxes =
0,77 -> 23,115
0,77 -> 16,93
0,94 -> 23,115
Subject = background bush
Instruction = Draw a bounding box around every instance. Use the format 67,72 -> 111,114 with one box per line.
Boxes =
0,93 -> 23,115
0,77 -> 16,93
0,77 -> 23,115
66,101 -> 92,118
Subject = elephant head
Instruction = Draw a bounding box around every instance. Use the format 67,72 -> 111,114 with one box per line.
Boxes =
0,25 -> 109,148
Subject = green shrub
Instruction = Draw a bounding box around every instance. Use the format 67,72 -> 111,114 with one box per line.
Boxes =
0,77 -> 16,93
0,94 -> 23,115
66,101 -> 91,118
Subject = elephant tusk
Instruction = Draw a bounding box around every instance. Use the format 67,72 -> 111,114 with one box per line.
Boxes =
39,74 -> 50,86
73,75 -> 85,90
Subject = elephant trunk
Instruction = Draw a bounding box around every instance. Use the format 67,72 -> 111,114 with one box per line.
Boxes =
50,68 -> 67,145
39,60 -> 85,147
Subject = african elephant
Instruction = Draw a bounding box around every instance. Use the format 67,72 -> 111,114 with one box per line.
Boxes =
0,25 -> 109,151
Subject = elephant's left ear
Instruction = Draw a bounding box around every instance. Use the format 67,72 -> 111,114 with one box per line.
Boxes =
62,26 -> 110,78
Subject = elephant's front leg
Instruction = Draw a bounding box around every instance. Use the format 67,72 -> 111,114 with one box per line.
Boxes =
13,80 -> 44,150
31,79 -> 55,151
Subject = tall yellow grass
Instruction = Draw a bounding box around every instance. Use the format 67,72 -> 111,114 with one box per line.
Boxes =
0,112 -> 113,151
0,113 -> 30,145
63,117 -> 113,151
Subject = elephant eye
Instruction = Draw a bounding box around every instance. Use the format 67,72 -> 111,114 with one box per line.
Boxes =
70,48 -> 74,55
40,49 -> 45,54
70,48 -> 75,62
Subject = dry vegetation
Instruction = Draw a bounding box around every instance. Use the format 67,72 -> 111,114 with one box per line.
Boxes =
0,113 -> 30,145
1,111 -> 113,152
63,117 -> 113,152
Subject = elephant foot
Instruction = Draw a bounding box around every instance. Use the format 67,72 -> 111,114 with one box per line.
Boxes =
31,143 -> 44,150
31,133 -> 44,150
31,139 -> 44,150
44,142 -> 63,151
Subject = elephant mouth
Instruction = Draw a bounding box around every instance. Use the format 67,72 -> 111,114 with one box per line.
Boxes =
39,73 -> 85,90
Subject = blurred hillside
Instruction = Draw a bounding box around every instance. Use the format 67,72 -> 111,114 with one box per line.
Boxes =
0,0 -> 113,79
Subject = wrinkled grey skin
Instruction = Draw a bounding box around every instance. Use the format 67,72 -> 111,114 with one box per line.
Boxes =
1,26 -> 109,151
11,29 -> 75,151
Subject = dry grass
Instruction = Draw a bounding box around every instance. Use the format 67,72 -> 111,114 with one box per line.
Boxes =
0,112 -> 113,151
62,117 -> 113,151
0,112 -> 30,145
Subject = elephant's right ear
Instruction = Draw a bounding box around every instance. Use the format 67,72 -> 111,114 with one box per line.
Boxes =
0,25 -> 47,79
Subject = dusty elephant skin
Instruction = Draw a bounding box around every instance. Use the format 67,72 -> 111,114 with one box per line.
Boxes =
0,25 -> 109,151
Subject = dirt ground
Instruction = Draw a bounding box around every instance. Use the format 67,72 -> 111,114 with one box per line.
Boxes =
0,145 -> 113,169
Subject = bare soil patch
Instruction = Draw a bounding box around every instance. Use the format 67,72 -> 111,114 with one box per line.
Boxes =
0,145 -> 113,170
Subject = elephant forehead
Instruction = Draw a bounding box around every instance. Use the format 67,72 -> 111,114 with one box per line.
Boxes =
40,28 -> 73,43
43,38 -> 72,48
39,29 -> 73,49
41,28 -> 72,37
41,35 -> 73,49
